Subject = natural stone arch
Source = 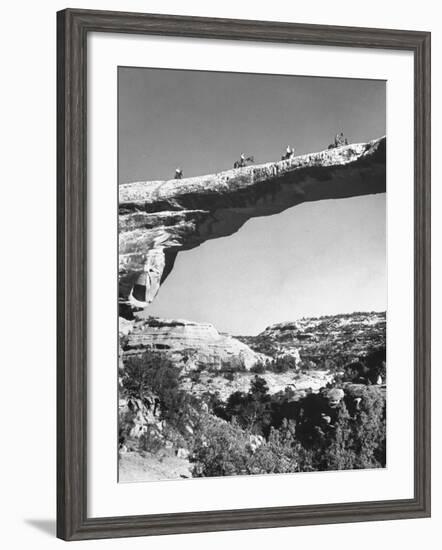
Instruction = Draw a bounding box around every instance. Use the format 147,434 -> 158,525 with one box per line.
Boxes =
119,137 -> 386,315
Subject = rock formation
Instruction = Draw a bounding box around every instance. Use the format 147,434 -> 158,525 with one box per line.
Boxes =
119,137 -> 386,312
248,311 -> 386,365
119,396 -> 162,447
123,317 -> 268,371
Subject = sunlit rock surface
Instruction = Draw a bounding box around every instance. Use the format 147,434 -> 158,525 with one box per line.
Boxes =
122,317 -> 269,371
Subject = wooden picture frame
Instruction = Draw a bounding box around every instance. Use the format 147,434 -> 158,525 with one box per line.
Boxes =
57,8 -> 431,541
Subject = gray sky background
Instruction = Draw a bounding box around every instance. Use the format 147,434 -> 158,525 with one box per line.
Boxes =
119,68 -> 386,335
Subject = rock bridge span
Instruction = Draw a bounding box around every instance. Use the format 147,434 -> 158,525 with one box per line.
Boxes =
119,137 -> 386,315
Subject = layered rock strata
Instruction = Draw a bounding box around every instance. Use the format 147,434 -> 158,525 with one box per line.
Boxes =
122,317 -> 268,371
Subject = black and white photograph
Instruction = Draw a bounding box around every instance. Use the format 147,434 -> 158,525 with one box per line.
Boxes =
1,0 -> 436,546
118,67 -> 387,482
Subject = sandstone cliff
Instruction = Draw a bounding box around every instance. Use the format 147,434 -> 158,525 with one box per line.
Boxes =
122,317 -> 268,371
119,137 -> 386,311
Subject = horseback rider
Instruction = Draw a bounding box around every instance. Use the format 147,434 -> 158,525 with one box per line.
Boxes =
282,145 -> 295,160
234,153 -> 255,168
174,167 -> 183,179
334,132 -> 347,147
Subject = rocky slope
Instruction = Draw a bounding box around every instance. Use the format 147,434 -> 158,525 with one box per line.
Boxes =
239,311 -> 386,370
181,369 -> 334,403
119,137 -> 386,312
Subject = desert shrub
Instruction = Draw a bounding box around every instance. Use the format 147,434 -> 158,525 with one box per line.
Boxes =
219,357 -> 247,374
190,416 -> 315,477
341,360 -> 369,384
139,428 -> 164,454
250,376 -> 270,398
121,350 -> 199,433
298,388 -> 386,471
343,385 -> 386,467
199,391 -> 223,413
269,354 -> 299,373
161,423 -> 187,450
365,348 -> 386,382
250,361 -> 266,374
341,347 -> 386,384
298,359 -> 317,370
217,376 -> 274,436
190,417 -> 251,477
121,351 -> 178,400
247,421 -> 315,474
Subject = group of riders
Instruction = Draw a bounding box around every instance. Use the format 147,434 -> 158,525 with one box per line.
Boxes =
173,132 -> 349,179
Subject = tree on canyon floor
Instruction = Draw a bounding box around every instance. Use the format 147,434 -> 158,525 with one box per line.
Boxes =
198,375 -> 386,476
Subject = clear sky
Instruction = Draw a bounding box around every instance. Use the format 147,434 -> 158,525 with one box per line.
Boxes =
119,67 -> 386,335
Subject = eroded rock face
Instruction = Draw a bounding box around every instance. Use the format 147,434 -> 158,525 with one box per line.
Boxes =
241,311 -> 386,366
122,317 -> 268,371
119,137 -> 386,311
119,396 -> 162,447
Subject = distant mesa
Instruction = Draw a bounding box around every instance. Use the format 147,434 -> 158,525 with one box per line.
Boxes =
119,137 -> 386,315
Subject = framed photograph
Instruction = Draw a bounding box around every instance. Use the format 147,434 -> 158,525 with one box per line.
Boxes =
57,8 -> 431,541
